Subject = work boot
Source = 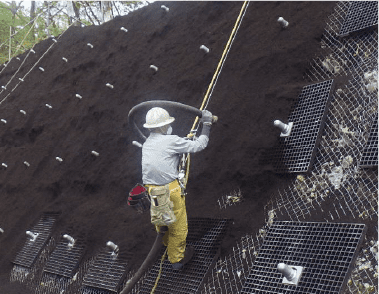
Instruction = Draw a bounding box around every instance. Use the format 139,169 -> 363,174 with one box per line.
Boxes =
172,245 -> 194,270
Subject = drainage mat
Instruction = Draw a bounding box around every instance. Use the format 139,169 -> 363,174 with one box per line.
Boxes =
240,221 -> 366,294
81,245 -> 129,292
339,1 -> 378,37
44,234 -> 86,278
359,114 -> 378,168
273,80 -> 335,173
135,218 -> 231,294
13,213 -> 58,268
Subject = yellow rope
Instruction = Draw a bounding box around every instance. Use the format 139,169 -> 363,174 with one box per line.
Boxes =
189,1 -> 249,134
183,1 -> 249,187
150,248 -> 168,294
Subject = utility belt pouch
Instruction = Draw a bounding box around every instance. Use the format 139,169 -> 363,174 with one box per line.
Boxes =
128,184 -> 150,214
149,185 -> 176,227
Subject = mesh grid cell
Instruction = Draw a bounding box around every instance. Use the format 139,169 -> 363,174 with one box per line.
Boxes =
43,235 -> 85,278
132,218 -> 231,294
273,80 -> 335,173
81,247 -> 128,293
13,213 -> 57,268
240,221 -> 366,294
81,286 -> 114,294
359,115 -> 378,168
339,1 -> 378,37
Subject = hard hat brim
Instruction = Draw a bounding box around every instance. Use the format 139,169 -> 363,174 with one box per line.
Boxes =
143,117 -> 175,128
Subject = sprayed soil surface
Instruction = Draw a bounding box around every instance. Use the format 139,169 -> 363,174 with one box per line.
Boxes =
0,2 -> 338,292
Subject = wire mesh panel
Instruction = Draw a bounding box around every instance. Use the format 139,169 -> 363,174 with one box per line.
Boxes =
359,115 -> 378,168
273,80 -> 335,173
200,234 -> 262,294
240,221 -> 366,294
43,235 -> 85,278
339,1 -> 378,37
13,213 -> 58,268
130,218 -> 231,294
81,246 -> 128,293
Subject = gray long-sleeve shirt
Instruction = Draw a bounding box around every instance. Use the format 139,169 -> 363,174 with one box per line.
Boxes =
142,132 -> 209,185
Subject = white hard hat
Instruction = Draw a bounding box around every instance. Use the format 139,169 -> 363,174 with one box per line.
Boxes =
143,107 -> 175,128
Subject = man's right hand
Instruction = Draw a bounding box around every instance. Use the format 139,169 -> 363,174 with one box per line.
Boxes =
200,110 -> 213,124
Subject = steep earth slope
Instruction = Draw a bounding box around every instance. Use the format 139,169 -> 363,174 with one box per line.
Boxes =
0,2 -> 336,292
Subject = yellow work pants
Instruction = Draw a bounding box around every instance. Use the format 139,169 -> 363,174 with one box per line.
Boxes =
147,179 -> 188,264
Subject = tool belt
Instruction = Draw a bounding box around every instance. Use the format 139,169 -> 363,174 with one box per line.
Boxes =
148,184 -> 176,227
128,184 -> 151,213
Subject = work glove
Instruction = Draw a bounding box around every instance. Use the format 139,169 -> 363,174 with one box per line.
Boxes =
200,110 -> 213,124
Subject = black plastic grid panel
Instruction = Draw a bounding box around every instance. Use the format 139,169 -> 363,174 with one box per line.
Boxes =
136,218 -> 231,294
339,1 -> 378,37
13,213 -> 57,268
44,236 -> 85,278
359,115 -> 378,168
81,286 -> 114,294
240,221 -> 366,294
82,247 -> 128,292
274,80 -> 334,173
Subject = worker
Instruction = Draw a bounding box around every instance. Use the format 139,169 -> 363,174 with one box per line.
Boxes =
142,107 -> 213,270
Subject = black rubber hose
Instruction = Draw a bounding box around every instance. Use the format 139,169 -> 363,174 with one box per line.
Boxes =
128,100 -> 203,142
120,232 -> 165,294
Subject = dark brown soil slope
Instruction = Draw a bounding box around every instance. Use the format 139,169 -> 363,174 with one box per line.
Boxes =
0,2 -> 336,292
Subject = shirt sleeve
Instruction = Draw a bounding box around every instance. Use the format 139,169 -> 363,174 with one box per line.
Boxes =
170,135 -> 209,154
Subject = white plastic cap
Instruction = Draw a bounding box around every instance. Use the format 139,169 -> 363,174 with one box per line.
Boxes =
200,45 -> 210,53
277,17 -> 289,28
161,5 -> 169,12
278,263 -> 297,281
150,65 -> 158,72
132,141 -> 143,148
63,234 -> 75,247
107,241 -> 119,255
